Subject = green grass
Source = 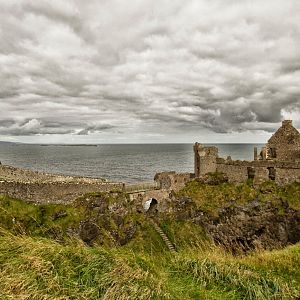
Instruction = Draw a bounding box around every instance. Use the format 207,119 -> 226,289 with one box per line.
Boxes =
0,195 -> 82,239
0,229 -> 299,299
177,180 -> 300,215
0,180 -> 300,299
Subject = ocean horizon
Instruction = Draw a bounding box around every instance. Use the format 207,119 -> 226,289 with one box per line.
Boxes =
0,143 -> 264,183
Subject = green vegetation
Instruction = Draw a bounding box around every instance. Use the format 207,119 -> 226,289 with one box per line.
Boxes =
0,180 -> 300,299
0,195 -> 82,239
0,229 -> 299,299
177,180 -> 300,215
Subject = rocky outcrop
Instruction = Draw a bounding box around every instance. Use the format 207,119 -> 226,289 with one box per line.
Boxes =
193,199 -> 300,253
76,192 -> 137,246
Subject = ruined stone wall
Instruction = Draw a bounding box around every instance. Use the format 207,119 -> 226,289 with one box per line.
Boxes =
216,160 -> 300,185
0,181 -> 124,204
194,144 -> 218,177
275,168 -> 300,185
216,164 -> 249,183
199,149 -> 218,175
252,167 -> 270,185
266,120 -> 300,162
154,172 -> 194,192
272,148 -> 300,162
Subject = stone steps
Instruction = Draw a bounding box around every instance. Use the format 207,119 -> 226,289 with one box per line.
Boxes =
150,219 -> 176,252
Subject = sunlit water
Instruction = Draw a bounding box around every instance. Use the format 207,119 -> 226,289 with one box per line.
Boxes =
0,143 -> 263,183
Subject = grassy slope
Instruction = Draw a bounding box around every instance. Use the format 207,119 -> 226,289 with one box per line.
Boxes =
0,181 -> 300,299
0,230 -> 299,299
177,180 -> 300,215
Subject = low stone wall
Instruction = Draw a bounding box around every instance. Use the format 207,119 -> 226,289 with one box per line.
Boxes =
0,164 -> 126,204
216,164 -> 248,183
0,181 -> 124,204
216,161 -> 300,185
276,168 -> 300,185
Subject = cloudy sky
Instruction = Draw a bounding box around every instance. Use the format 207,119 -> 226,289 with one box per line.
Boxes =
0,0 -> 300,144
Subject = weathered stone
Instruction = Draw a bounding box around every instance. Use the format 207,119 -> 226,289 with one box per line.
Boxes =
79,221 -> 99,245
266,120 -> 300,161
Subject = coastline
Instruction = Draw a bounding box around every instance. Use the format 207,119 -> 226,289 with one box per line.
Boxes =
0,163 -> 125,204
0,163 -> 110,184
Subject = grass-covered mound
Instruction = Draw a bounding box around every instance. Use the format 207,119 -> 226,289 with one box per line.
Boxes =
0,180 -> 300,298
0,229 -> 299,299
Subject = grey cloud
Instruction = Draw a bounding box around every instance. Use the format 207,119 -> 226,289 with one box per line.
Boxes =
0,0 -> 300,143
77,123 -> 115,135
0,119 -> 75,136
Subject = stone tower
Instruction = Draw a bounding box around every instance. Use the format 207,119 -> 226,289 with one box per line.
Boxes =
193,143 -> 218,177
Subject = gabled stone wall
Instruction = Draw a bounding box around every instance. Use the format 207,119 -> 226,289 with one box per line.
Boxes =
265,120 -> 300,161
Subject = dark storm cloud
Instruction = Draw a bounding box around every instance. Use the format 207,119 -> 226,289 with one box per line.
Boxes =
0,0 -> 300,142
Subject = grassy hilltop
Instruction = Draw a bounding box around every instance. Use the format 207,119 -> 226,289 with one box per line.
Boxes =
0,180 -> 300,299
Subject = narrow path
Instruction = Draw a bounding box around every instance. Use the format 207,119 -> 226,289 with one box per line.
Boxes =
149,218 -> 176,252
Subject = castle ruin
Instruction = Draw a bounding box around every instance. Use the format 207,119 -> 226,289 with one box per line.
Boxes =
154,120 -> 300,192
194,120 -> 300,185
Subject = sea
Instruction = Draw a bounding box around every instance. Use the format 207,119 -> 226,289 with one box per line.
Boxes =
0,143 -> 263,183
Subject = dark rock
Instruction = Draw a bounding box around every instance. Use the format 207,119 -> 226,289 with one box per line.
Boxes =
79,221 -> 99,245
199,201 -> 300,253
